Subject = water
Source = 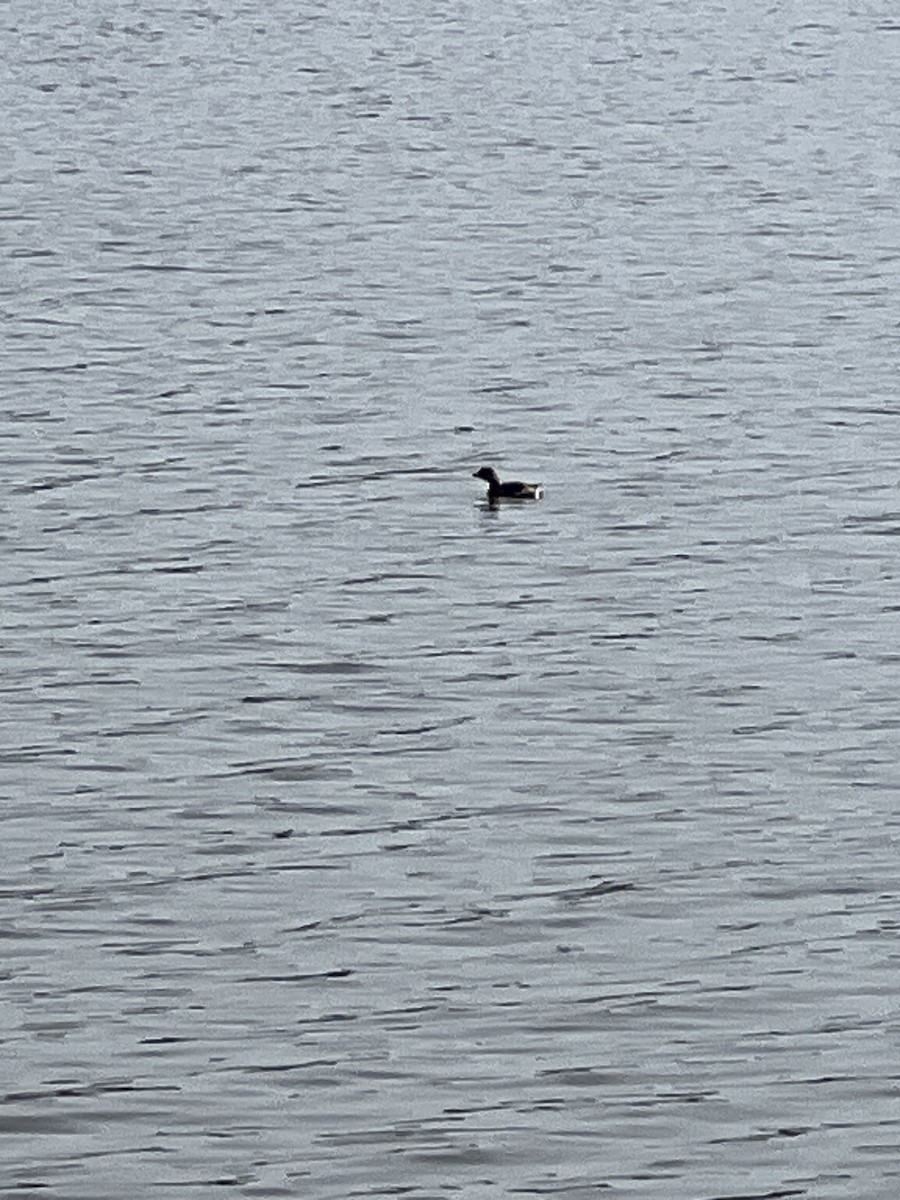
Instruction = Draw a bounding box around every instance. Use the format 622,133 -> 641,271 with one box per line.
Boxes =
3,1 -> 900,1196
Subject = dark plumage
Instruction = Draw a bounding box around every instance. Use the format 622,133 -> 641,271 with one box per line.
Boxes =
473,465 -> 543,503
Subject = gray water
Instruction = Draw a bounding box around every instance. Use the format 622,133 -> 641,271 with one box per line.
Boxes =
4,1 -> 900,1197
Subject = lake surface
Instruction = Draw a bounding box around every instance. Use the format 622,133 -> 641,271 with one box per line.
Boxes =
4,1 -> 900,1196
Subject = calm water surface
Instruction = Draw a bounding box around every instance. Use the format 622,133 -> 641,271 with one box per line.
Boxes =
4,1 -> 900,1197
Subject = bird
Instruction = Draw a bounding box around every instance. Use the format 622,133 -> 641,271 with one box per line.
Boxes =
472,465 -> 543,503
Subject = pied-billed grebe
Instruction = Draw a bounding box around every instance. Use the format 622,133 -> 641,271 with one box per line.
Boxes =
473,465 -> 543,502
